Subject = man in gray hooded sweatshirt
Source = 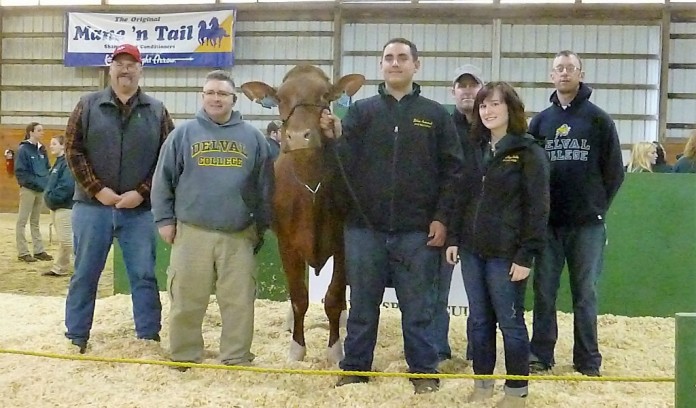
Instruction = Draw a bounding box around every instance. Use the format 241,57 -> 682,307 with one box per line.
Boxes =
151,70 -> 272,368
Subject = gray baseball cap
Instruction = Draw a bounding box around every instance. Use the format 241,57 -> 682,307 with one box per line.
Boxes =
452,64 -> 484,86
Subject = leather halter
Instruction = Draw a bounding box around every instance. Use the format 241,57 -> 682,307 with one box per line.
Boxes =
281,102 -> 330,203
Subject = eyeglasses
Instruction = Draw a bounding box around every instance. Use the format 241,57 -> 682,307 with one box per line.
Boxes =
113,62 -> 139,71
553,65 -> 581,74
202,90 -> 235,98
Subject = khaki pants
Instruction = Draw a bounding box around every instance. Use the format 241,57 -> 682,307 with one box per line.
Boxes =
167,222 -> 258,364
50,209 -> 73,274
16,187 -> 45,256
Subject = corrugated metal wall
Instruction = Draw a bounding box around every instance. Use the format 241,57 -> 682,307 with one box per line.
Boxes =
0,6 -> 692,144
668,21 -> 696,139
343,23 -> 493,103
500,23 -> 661,146
231,20 -> 334,131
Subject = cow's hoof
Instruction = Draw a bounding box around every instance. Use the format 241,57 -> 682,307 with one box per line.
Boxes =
327,340 -> 344,364
339,310 -> 348,329
288,339 -> 306,361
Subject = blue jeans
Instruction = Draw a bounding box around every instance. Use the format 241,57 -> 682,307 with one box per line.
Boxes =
428,252 -> 475,362
530,223 -> 605,370
65,202 -> 162,342
461,250 -> 529,390
429,252 -> 453,361
340,227 -> 439,374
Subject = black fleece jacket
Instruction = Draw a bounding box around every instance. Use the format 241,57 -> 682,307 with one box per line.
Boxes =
451,133 -> 550,268
334,83 -> 464,233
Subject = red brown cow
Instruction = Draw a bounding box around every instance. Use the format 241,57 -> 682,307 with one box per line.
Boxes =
241,66 -> 364,362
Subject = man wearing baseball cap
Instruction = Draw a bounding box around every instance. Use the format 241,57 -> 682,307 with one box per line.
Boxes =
111,43 -> 142,63
430,63 -> 484,364
63,43 -> 174,353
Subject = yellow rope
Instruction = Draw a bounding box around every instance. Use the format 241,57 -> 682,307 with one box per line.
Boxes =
0,348 -> 673,383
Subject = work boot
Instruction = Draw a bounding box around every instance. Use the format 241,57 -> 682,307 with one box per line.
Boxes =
71,339 -> 87,354
411,378 -> 440,394
335,375 -> 369,387
18,254 -> 36,262
34,252 -> 54,261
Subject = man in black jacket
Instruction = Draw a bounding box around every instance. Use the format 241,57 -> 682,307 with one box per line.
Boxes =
528,50 -> 625,377
320,38 -> 463,394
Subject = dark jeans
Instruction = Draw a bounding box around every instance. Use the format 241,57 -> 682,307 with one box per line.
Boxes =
340,227 -> 439,374
461,249 -> 529,390
531,223 -> 605,370
65,202 -> 162,342
429,252 -> 473,361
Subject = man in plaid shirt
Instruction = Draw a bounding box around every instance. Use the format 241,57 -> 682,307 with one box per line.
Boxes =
63,44 -> 174,353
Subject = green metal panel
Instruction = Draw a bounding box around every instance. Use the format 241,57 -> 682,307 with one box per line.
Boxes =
114,165 -> 696,318
525,173 -> 696,317
676,313 -> 696,408
113,231 -> 288,301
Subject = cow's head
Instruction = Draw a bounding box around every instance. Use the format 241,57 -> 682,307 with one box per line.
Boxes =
241,65 -> 364,152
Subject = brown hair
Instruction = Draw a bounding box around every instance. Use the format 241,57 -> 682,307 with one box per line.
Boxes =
471,81 -> 528,142
382,38 -> 418,61
555,50 -> 583,69
24,122 -> 40,140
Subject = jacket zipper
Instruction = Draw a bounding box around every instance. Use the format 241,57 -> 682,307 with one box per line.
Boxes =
388,124 -> 399,231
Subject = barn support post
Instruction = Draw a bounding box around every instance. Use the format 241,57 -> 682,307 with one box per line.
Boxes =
675,313 -> 696,408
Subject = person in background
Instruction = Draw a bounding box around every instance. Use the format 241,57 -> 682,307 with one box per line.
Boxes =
431,64 -> 483,364
14,122 -> 53,263
64,43 -> 174,353
528,50 -> 625,378
626,142 -> 657,173
447,82 -> 549,408
673,131 -> 696,173
151,70 -> 272,370
266,120 -> 281,161
43,135 -> 75,277
651,142 -> 672,173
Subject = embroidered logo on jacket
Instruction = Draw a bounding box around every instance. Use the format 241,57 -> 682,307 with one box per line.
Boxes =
413,118 -> 433,129
555,124 -> 571,138
502,154 -> 520,163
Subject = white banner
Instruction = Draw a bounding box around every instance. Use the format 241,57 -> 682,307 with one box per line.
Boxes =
309,257 -> 469,316
64,10 -> 236,67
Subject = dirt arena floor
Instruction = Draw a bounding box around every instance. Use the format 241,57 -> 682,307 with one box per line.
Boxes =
0,213 -> 675,407
0,212 -> 113,297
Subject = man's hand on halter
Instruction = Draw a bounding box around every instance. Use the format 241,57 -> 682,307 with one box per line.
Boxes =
320,109 -> 342,139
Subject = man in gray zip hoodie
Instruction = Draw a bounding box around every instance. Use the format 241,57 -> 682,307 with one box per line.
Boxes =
151,70 -> 272,368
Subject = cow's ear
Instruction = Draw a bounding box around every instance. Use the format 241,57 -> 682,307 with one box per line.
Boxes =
329,74 -> 365,101
240,82 -> 279,108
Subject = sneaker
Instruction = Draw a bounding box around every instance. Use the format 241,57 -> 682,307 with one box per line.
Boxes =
42,271 -> 67,277
411,378 -> 440,394
71,339 -> 88,354
18,254 -> 37,262
170,360 -> 196,372
529,361 -> 552,373
335,375 -> 369,387
468,386 -> 494,402
497,394 -> 527,408
34,252 -> 54,261
574,366 -> 601,377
